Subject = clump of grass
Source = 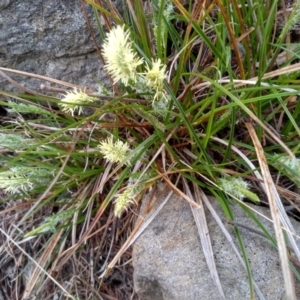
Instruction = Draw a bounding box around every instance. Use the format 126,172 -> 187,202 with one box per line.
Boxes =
1,0 -> 300,299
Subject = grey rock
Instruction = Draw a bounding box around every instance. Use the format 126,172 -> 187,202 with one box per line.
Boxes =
133,185 -> 300,300
0,0 -> 11,9
0,0 -> 109,92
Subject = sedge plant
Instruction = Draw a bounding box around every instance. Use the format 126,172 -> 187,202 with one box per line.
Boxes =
1,0 -> 300,299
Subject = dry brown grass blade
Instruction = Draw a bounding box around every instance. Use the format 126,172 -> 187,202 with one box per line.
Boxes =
172,0 -> 190,19
276,185 -> 300,208
160,172 -> 200,208
0,202 -> 32,216
215,0 -> 244,78
125,0 -> 141,36
80,0 -> 104,64
72,185 -> 95,246
182,178 -> 226,299
22,231 -> 66,298
193,62 -> 300,92
105,0 -> 123,20
254,62 -> 300,81
245,122 -> 296,300
0,67 -> 92,91
0,228 -> 75,299
103,184 -> 175,278
279,0 -> 291,61
0,70 -> 45,96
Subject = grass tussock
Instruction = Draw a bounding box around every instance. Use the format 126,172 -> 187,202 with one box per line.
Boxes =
1,0 -> 300,299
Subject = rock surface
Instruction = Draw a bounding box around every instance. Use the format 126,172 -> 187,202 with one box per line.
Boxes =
133,184 -> 300,300
0,0 -> 108,92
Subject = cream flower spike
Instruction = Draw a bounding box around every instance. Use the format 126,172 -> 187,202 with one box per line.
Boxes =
145,58 -> 167,100
60,89 -> 97,116
114,188 -> 135,217
98,136 -> 131,166
102,25 -> 143,85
